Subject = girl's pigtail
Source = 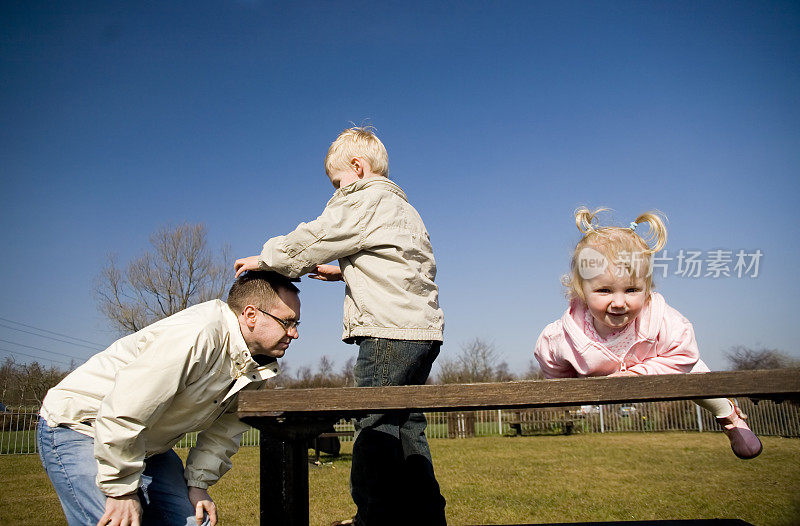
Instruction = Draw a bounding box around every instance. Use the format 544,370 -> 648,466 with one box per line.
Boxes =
632,211 -> 668,254
574,207 -> 608,235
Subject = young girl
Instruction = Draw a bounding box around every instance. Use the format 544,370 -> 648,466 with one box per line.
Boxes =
534,207 -> 762,459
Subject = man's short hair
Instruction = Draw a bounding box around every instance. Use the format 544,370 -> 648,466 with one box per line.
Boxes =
325,126 -> 389,177
226,271 -> 300,313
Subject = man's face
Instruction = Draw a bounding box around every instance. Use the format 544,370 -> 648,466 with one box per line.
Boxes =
245,288 -> 301,359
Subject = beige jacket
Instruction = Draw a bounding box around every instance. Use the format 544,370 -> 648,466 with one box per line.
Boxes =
259,177 -> 444,341
40,300 -> 278,497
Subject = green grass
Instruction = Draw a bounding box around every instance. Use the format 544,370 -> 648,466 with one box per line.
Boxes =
1,433 -> 798,525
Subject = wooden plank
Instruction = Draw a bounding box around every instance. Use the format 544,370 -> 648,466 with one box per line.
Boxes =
240,369 -> 800,417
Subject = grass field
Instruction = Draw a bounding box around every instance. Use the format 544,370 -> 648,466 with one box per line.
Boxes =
1,432 -> 798,525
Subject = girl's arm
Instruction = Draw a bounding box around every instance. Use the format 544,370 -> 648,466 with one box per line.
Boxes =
534,330 -> 578,379
624,320 -> 700,376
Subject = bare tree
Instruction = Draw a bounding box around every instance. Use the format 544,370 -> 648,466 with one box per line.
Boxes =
0,357 -> 68,408
276,355 -> 355,388
493,361 -> 515,382
725,345 -> 799,370
522,358 -> 544,380
317,355 -> 335,379
437,338 -> 512,384
268,355 -> 357,389
340,356 -> 356,386
95,223 -> 230,334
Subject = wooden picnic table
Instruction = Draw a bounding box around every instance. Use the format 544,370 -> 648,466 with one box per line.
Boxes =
238,369 -> 800,526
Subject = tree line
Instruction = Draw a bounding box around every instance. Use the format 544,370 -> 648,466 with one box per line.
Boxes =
5,341 -> 797,408
2,222 -> 797,408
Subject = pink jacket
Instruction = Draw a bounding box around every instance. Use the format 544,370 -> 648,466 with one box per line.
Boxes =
534,292 -> 709,378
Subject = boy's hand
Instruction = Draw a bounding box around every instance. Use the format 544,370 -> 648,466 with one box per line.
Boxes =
308,264 -> 343,282
188,486 -> 217,526
234,256 -> 261,278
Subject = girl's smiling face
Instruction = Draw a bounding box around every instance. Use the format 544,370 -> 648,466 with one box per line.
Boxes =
581,264 -> 647,339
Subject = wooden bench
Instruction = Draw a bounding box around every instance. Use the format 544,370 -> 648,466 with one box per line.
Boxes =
310,430 -> 354,464
506,409 -> 574,436
239,369 -> 800,526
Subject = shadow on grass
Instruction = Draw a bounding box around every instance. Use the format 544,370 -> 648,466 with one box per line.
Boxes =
309,452 -> 353,466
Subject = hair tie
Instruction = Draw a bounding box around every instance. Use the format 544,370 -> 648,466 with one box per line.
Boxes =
629,221 -> 638,231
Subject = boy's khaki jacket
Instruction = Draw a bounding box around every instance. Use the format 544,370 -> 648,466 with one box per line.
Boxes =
40,300 -> 278,497
260,177 -> 444,341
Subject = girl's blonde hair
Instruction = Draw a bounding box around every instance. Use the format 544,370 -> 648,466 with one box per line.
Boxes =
564,207 -> 668,301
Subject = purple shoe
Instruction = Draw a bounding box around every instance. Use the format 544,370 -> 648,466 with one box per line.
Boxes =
717,403 -> 763,459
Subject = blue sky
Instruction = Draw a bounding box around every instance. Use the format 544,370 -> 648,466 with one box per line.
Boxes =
1,1 -> 798,375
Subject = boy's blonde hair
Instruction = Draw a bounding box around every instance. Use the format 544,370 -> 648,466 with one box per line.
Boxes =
325,127 -> 389,177
564,207 -> 668,301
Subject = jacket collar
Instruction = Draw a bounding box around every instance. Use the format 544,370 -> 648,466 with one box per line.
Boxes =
335,177 -> 408,201
561,292 -> 667,352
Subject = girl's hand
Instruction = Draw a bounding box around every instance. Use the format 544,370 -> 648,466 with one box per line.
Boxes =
308,264 -> 343,282
609,370 -> 637,377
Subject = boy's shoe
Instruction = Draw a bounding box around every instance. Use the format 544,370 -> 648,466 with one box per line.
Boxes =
330,519 -> 354,526
716,403 -> 762,459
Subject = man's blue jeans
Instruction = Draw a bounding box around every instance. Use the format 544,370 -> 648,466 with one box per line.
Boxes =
37,418 -> 209,526
350,338 -> 446,526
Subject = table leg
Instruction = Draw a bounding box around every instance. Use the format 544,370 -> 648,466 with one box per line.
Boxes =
260,434 -> 310,526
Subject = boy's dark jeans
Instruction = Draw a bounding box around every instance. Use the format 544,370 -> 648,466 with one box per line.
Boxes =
350,337 -> 447,526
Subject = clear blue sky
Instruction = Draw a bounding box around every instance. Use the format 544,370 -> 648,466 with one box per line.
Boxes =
1,1 -> 798,376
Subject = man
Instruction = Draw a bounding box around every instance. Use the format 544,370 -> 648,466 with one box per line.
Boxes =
38,271 -> 300,526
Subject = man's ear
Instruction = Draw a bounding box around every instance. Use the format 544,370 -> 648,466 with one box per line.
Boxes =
242,305 -> 258,329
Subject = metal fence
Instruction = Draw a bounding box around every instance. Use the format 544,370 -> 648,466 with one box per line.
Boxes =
3,398 -> 798,455
0,408 -> 39,455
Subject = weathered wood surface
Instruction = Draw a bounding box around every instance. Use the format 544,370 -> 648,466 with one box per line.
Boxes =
240,369 -> 799,418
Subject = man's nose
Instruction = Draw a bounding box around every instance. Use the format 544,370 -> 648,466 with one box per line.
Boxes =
288,325 -> 299,339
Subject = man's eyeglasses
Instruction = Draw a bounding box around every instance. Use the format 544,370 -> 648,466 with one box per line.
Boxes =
257,308 -> 300,332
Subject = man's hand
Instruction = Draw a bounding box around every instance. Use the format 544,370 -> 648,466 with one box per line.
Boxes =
97,493 -> 142,526
308,264 -> 343,282
188,486 -> 217,526
234,256 -> 261,278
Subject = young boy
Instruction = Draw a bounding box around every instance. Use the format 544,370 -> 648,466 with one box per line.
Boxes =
234,127 -> 446,526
